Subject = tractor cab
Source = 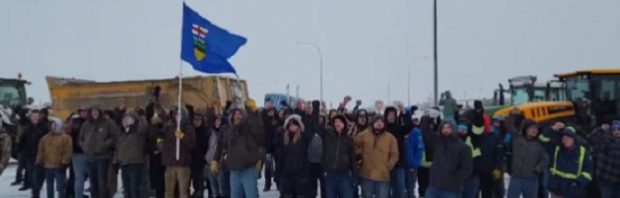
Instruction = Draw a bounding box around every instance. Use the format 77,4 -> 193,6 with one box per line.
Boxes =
0,78 -> 29,108
557,69 -> 620,128
506,75 -> 565,105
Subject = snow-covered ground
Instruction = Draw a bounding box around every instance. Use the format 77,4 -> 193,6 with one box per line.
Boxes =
2,163 -> 518,198
0,163 -> 279,198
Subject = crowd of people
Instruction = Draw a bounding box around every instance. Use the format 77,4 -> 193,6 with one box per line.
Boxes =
0,92 -> 619,198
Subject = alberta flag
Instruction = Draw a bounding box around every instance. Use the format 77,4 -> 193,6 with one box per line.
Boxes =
180,3 -> 247,74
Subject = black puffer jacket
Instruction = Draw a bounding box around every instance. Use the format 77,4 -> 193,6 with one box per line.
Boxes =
429,121 -> 473,193
275,115 -> 313,173
19,122 -> 48,156
506,117 -> 549,180
385,107 -> 407,167
322,128 -> 356,172
222,109 -> 264,171
191,124 -> 209,168
69,117 -> 86,154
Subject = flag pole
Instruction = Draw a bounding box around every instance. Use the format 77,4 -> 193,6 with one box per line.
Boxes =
176,0 -> 186,161
234,74 -> 245,110
176,61 -> 183,161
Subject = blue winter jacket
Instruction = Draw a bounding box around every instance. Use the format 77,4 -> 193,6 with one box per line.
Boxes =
547,145 -> 593,197
404,127 -> 425,169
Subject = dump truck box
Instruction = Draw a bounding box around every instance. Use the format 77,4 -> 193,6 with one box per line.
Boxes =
46,76 -> 248,119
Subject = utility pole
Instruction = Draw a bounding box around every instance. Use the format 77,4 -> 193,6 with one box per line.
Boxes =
286,84 -> 290,105
433,0 -> 439,107
297,42 -> 324,102
387,83 -> 391,104
408,56 -> 429,106
296,85 -> 300,99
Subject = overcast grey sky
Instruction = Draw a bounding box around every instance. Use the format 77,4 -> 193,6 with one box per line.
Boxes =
2,0 -> 620,107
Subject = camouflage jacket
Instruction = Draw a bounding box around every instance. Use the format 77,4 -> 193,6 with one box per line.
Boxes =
0,131 -> 12,176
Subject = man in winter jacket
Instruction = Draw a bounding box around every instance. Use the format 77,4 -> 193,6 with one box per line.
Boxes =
425,121 -> 473,198
458,101 -> 487,198
384,107 -> 409,198
350,109 -> 369,137
162,110 -> 196,198
439,91 -> 457,122
323,114 -> 356,198
19,110 -> 48,197
36,118 -> 72,198
261,107 -> 279,192
205,116 -> 226,198
548,127 -> 592,198
68,107 -> 90,198
460,101 -> 502,198
404,118 -> 424,198
588,120 -> 620,198
417,115 -> 438,197
79,106 -> 119,198
114,112 -> 149,198
505,118 -> 549,198
354,115 -> 399,198
538,121 -> 565,198
222,107 -> 264,198
190,113 -> 209,198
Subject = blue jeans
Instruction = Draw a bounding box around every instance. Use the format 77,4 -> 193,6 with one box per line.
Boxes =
325,171 -> 354,198
462,174 -> 480,198
507,176 -> 538,198
121,164 -> 144,198
72,154 -> 89,198
599,180 -> 620,198
390,167 -> 406,198
493,177 -> 505,198
263,154 -> 274,190
25,155 -> 44,197
207,164 -> 220,196
87,157 -> 110,198
360,178 -> 390,198
229,167 -> 258,198
540,170 -> 550,198
218,170 -> 230,197
45,168 -> 67,198
405,168 -> 417,198
424,185 -> 461,198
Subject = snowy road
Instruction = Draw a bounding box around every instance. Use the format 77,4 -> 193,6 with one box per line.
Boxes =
0,164 -> 279,198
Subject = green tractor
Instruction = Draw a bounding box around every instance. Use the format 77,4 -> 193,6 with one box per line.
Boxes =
0,77 -> 32,155
486,75 -> 565,116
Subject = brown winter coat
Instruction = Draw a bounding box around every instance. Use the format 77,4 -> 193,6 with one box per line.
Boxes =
36,132 -> 72,169
222,109 -> 264,171
114,116 -> 149,166
354,129 -> 399,182
79,116 -> 119,158
162,123 -> 196,167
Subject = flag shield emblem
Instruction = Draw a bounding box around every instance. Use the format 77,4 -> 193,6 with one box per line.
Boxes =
192,24 -> 208,61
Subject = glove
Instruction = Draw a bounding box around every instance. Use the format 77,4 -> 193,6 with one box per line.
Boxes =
151,113 -> 162,124
571,181 -> 579,188
256,160 -> 263,172
491,169 -> 502,181
174,130 -> 185,139
210,161 -> 219,175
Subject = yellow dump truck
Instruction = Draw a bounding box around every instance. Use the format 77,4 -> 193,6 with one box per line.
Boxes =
46,75 -> 248,119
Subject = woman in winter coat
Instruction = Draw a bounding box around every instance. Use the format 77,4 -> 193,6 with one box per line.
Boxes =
274,114 -> 314,198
